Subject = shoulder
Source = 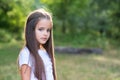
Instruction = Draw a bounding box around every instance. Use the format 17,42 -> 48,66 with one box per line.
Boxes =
19,46 -> 30,57
18,46 -> 32,67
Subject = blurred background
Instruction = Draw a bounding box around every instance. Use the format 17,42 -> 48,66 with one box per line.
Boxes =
0,0 -> 120,80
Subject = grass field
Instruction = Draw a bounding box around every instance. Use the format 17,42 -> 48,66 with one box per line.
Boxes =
0,43 -> 120,80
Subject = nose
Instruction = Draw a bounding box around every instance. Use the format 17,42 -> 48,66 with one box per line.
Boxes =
44,30 -> 48,36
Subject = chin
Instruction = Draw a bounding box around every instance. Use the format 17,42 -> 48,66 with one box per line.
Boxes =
40,42 -> 47,44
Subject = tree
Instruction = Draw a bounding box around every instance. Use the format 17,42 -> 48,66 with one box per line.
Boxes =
0,0 -> 33,41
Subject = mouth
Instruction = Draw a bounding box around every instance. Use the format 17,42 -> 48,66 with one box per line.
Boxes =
41,38 -> 47,41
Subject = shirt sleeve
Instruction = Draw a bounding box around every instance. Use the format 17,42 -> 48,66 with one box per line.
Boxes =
18,47 -> 32,67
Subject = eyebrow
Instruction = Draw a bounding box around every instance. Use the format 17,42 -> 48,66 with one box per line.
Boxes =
37,26 -> 52,29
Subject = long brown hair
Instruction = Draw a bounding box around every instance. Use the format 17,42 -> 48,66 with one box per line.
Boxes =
25,9 -> 56,80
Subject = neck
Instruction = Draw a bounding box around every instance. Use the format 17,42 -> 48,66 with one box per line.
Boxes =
40,45 -> 45,50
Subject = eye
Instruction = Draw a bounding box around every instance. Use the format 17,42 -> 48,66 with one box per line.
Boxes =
47,29 -> 51,32
38,28 -> 44,31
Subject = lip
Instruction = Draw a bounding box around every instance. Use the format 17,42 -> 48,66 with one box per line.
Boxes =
41,38 -> 47,41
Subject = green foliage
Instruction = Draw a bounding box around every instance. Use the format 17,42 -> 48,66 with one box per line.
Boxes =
0,0 -> 42,42
54,31 -> 112,49
0,29 -> 12,42
43,0 -> 120,41
0,0 -> 120,45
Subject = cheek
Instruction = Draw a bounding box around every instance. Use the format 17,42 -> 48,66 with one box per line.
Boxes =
35,30 -> 40,39
48,32 -> 50,38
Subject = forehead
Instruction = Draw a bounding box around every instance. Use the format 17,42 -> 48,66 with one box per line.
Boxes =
36,19 -> 53,28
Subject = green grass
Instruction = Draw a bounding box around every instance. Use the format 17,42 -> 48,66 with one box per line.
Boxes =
0,43 -> 120,80
56,53 -> 120,80
0,44 -> 20,80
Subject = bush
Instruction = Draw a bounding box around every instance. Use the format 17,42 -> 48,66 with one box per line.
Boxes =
0,29 -> 12,42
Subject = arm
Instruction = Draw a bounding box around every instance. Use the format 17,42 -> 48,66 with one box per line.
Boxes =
20,64 -> 31,80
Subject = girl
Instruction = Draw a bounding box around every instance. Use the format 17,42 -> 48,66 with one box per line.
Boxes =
18,9 -> 57,80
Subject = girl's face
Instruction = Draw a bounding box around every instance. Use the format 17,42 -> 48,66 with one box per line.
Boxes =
35,19 -> 52,45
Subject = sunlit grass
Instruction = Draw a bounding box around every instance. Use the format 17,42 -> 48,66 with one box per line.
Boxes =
0,43 -> 120,80
0,63 -> 20,80
0,44 -> 20,80
56,52 -> 120,80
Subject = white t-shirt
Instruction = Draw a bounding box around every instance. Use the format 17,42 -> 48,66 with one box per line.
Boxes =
18,47 -> 54,80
